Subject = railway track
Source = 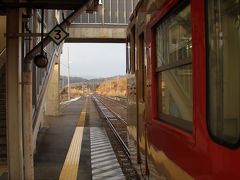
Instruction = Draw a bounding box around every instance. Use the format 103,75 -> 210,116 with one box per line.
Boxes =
96,95 -> 127,121
92,95 -> 139,179
107,96 -> 127,109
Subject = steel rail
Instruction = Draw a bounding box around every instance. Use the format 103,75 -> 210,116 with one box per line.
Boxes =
102,111 -> 130,159
92,95 -> 130,158
96,95 -> 127,125
102,95 -> 127,109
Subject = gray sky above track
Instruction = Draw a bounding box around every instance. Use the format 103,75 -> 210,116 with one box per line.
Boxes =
60,43 -> 126,79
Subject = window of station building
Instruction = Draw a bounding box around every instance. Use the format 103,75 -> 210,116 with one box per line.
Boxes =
138,33 -> 145,101
207,0 -> 240,146
155,3 -> 192,132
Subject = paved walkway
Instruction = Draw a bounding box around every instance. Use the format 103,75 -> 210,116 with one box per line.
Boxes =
34,95 -> 125,180
34,96 -> 85,179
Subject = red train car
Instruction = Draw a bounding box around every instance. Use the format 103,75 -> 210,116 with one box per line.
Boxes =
126,0 -> 240,179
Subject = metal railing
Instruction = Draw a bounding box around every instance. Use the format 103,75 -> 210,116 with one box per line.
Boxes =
0,47 -> 6,72
32,44 -> 61,128
71,0 -> 139,25
0,47 -> 6,58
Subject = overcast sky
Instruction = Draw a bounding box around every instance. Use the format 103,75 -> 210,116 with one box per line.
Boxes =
60,43 -> 126,79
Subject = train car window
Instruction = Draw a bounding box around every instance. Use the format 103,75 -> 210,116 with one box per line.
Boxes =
138,33 -> 145,101
207,0 -> 240,146
155,4 -> 193,132
126,35 -> 131,74
130,26 -> 136,74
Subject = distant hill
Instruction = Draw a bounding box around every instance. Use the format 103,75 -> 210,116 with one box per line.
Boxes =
96,76 -> 127,97
60,76 -> 87,88
60,75 -> 127,101
60,75 -> 126,89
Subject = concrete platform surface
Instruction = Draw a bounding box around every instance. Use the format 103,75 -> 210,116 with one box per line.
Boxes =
34,95 -> 125,180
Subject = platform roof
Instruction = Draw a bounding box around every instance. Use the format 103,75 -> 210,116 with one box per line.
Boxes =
0,0 -> 92,9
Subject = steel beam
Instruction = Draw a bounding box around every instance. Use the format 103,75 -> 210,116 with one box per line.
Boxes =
25,0 -> 97,61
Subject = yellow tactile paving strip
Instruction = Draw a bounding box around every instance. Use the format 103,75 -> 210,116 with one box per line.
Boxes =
59,97 -> 88,180
77,99 -> 88,127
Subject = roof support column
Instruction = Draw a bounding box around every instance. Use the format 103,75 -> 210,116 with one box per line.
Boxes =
22,63 -> 34,179
6,9 -> 24,180
45,61 -> 60,116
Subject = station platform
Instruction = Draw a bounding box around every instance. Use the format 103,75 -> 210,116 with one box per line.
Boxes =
34,95 -> 125,180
